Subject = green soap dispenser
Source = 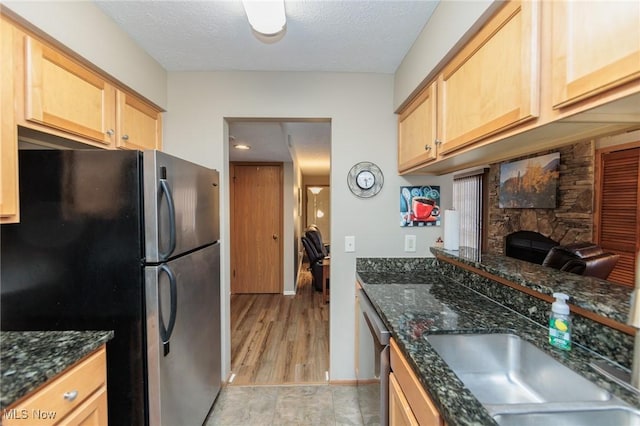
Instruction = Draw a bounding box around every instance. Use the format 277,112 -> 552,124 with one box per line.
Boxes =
549,292 -> 571,351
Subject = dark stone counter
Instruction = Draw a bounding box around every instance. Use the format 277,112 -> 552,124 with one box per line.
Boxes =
356,257 -> 640,426
0,330 -> 114,410
431,246 -> 632,325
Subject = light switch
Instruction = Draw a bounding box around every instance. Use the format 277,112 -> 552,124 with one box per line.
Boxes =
345,236 -> 356,252
405,235 -> 416,252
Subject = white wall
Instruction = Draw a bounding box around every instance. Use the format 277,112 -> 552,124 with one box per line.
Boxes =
283,162 -> 295,295
393,0 -> 496,110
164,71 -> 451,380
2,1 -> 167,108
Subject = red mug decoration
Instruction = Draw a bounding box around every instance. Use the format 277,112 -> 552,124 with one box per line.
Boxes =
412,197 -> 440,221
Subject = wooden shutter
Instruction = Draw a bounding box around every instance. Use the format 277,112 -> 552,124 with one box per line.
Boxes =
595,147 -> 640,286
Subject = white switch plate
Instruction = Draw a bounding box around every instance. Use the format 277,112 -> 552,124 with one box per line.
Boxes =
405,235 -> 417,252
345,236 -> 356,252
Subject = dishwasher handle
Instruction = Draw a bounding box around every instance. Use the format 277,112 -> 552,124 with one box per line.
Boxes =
358,288 -> 391,345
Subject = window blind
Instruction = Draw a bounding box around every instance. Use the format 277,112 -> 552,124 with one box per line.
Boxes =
453,170 -> 485,251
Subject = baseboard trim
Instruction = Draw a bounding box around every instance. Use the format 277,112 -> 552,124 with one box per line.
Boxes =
329,379 -> 358,385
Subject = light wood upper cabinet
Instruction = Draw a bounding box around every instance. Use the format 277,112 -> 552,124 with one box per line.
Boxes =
1,15 -> 19,223
117,91 -> 162,151
438,0 -> 540,155
398,82 -> 438,173
24,36 -> 117,147
551,1 -> 640,109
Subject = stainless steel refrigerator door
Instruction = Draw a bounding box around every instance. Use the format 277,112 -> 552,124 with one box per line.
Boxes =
143,150 -> 220,263
145,243 -> 221,426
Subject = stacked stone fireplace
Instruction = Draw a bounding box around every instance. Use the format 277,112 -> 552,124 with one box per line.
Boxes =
487,141 -> 596,255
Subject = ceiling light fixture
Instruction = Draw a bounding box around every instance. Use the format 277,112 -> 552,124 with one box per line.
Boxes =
242,0 -> 286,38
234,144 -> 251,150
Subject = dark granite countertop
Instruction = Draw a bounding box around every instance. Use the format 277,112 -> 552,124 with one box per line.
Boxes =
0,330 -> 114,410
357,269 -> 640,426
431,247 -> 632,325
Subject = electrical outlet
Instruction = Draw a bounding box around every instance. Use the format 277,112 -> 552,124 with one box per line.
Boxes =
405,235 -> 417,252
345,236 -> 356,252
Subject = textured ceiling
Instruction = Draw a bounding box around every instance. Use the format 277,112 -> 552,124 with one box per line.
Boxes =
94,0 -> 439,175
95,0 -> 438,73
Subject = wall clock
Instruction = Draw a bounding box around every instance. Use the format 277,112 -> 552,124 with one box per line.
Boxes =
347,161 -> 384,198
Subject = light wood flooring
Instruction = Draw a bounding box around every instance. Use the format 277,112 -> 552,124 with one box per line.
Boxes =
229,263 -> 330,385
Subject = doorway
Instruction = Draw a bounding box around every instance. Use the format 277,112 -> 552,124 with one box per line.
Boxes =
226,119 -> 331,386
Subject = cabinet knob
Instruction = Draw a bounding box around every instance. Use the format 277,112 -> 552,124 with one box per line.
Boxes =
435,139 -> 442,146
273,234 -> 278,240
122,134 -> 130,141
63,390 -> 79,402
105,129 -> 114,136
424,145 -> 432,151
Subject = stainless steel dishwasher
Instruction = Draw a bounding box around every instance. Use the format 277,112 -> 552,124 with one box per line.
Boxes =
356,286 -> 391,426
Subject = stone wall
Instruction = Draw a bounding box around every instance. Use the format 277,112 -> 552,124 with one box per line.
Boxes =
487,141 -> 595,254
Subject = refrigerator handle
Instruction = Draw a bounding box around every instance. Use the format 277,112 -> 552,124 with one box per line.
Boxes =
158,178 -> 177,261
158,263 -> 178,356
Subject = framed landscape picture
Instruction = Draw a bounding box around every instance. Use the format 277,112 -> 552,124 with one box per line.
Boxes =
499,152 -> 560,208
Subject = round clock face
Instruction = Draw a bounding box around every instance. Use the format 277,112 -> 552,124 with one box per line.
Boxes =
347,162 -> 383,198
356,170 -> 375,189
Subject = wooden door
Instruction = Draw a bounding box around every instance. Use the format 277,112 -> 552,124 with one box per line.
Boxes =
551,1 -> 640,109
438,0 -> 540,154
231,163 -> 283,293
116,90 -> 163,150
595,146 -> 640,287
1,16 -> 19,223
24,36 -> 116,146
398,81 -> 438,173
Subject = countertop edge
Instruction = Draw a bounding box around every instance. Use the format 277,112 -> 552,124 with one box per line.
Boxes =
0,330 -> 114,410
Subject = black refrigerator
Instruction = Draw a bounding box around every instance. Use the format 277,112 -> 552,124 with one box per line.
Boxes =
1,149 -> 221,426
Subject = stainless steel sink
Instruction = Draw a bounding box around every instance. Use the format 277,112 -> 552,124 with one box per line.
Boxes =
425,333 -> 640,425
425,333 -> 611,405
493,406 -> 640,426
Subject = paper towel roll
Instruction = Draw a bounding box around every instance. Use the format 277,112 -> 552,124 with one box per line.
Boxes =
444,209 -> 459,251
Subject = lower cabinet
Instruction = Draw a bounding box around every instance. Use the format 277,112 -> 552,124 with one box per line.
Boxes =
3,346 -> 108,426
389,338 -> 444,426
389,372 -> 419,426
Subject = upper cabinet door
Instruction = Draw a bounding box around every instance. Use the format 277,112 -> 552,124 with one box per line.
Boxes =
116,91 -> 163,151
438,0 -> 540,155
398,82 -> 437,173
1,17 -> 19,223
551,1 -> 640,109
24,36 -> 116,146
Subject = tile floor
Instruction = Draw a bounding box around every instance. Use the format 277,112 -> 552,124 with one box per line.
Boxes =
205,384 -> 378,425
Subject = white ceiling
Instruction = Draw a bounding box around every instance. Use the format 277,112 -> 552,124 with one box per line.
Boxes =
228,120 -> 331,175
94,0 -> 439,174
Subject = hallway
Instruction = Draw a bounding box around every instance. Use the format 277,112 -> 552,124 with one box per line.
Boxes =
229,263 -> 330,385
